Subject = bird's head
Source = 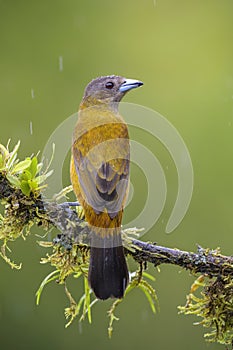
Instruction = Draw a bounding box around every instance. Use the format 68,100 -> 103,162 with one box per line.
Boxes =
81,75 -> 143,107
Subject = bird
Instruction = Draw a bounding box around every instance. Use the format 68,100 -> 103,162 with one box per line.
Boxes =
70,75 -> 143,300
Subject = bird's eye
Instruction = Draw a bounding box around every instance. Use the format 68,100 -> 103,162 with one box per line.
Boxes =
105,81 -> 114,89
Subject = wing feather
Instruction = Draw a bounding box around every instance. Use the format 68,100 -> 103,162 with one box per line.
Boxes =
72,136 -> 129,218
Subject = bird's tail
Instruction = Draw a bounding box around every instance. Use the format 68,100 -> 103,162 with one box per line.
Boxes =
88,231 -> 129,300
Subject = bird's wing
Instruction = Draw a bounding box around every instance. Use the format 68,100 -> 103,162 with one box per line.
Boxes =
73,137 -> 129,218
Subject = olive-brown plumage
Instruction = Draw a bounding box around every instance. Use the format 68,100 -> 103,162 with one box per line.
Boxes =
70,75 -> 143,299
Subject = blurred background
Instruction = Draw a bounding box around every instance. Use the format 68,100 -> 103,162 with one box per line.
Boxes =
0,0 -> 233,349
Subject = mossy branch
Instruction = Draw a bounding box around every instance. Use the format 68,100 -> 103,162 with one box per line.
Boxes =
129,239 -> 233,277
1,168 -> 232,277
1,141 -> 233,346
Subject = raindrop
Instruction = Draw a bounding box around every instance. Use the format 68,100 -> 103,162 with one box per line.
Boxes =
29,121 -> 33,135
59,56 -> 63,72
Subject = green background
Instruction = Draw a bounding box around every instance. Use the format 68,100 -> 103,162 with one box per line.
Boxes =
0,0 -> 233,349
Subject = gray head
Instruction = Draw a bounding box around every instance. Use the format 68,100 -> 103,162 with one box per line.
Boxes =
82,75 -> 143,105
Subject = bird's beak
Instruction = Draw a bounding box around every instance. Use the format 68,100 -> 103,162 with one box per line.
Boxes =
119,78 -> 143,93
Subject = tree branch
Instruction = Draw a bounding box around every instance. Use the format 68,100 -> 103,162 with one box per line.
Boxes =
1,172 -> 232,278
1,147 -> 233,346
129,239 -> 233,277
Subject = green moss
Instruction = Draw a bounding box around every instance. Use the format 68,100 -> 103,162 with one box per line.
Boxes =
37,240 -> 158,336
0,141 -> 53,267
179,274 -> 233,345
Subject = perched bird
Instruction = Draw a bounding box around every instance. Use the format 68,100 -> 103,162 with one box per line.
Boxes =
70,75 -> 143,299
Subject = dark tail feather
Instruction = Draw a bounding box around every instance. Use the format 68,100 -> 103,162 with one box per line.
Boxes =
88,234 -> 129,300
